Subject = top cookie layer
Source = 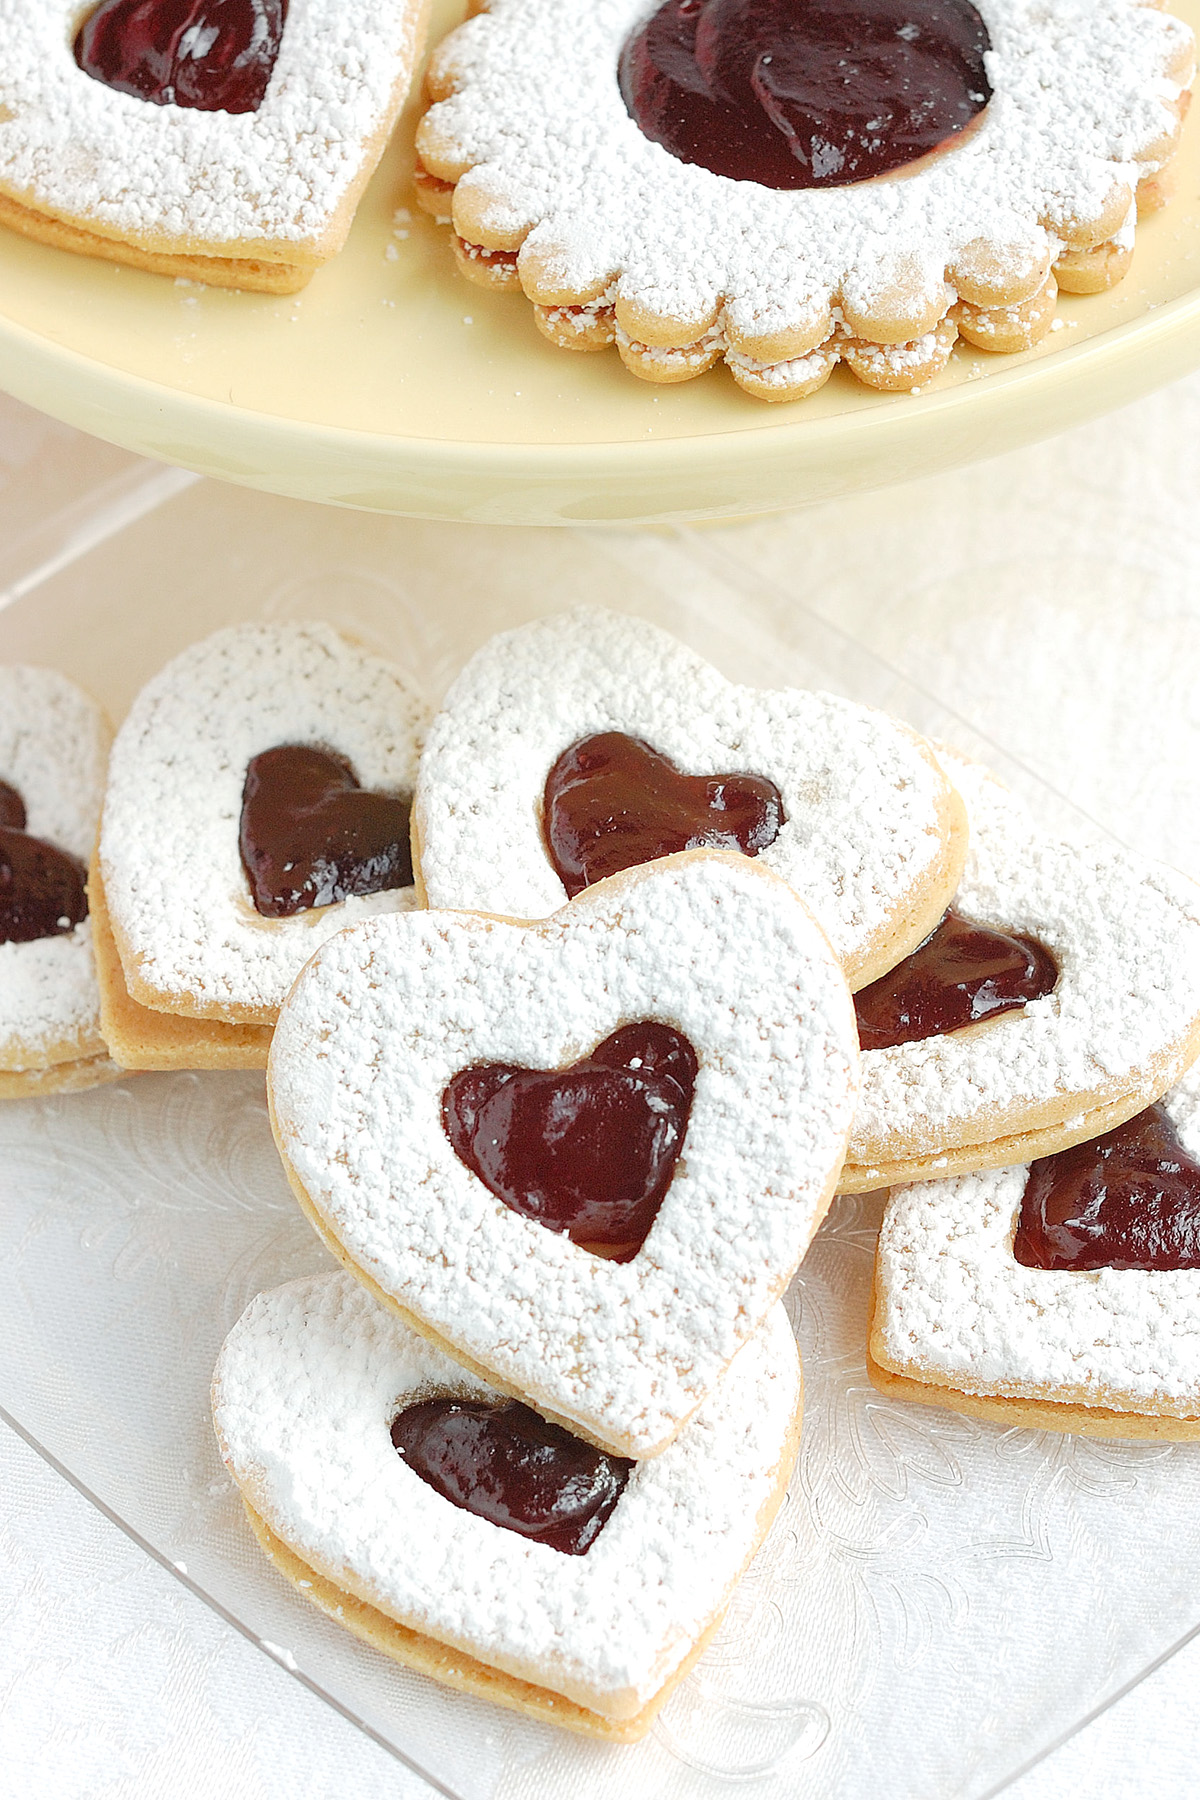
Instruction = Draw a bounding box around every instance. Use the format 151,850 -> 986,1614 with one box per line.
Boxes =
415,609 -> 965,989
846,753 -> 1200,1179
100,623 -> 427,1023
0,0 -> 430,263
213,1270 -> 801,1719
419,0 -> 1191,341
269,852 -> 858,1457
0,665 -> 110,1069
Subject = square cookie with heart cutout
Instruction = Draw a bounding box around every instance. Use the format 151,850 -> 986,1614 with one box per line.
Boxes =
0,666 -> 121,1095
869,1062 -> 1200,1439
0,0 -> 431,291
840,750 -> 1200,1190
96,622 -> 427,1071
268,851 -> 858,1457
413,609 -> 967,990
213,1270 -> 803,1737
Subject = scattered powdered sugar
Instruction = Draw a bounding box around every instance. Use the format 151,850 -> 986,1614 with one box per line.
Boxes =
269,853 -> 858,1456
875,1061 -> 1200,1411
0,0 -> 427,254
849,752 -> 1200,1162
0,666 -> 109,1064
415,608 -> 955,979
213,1270 -> 801,1714
423,0 -> 1191,337
100,623 -> 428,1019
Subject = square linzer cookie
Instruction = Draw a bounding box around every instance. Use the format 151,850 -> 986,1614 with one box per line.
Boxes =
95,622 -> 427,1071
213,1270 -> 803,1739
0,0 -> 432,292
0,666 -> 121,1096
869,1063 -> 1200,1439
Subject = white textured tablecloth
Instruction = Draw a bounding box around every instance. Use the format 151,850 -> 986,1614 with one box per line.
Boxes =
4,372 -> 1200,1798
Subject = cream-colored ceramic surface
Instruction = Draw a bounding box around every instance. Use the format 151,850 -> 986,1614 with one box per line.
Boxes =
0,0 -> 1198,522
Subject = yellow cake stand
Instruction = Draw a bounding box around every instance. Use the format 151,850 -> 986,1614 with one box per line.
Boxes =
1,0 -> 1199,524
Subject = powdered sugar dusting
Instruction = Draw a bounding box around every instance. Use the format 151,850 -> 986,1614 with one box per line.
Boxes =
0,0 -> 428,255
423,0 -> 1190,336
415,608 -> 956,979
269,853 -> 857,1456
213,1271 -> 801,1714
100,623 -> 428,1020
0,666 -> 109,1066
876,1061 -> 1200,1413
849,752 -> 1200,1162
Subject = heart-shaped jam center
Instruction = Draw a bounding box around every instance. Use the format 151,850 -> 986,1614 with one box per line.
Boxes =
442,1021 -> 698,1259
1014,1105 -> 1200,1272
853,909 -> 1057,1050
391,1396 -> 633,1554
544,731 -> 784,900
619,0 -> 991,189
75,0 -> 287,113
0,781 -> 88,946
239,744 -> 413,920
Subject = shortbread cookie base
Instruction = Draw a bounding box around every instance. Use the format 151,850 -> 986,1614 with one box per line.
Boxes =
0,190 -> 311,294
866,1275 -> 1200,1441
0,1050 -> 125,1098
838,1037 -> 1200,1190
89,861 -> 271,1071
243,1503 -> 686,1740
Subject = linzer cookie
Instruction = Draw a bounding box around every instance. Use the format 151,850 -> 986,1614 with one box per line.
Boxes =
213,1271 -> 803,1738
414,610 -> 966,990
869,1063 -> 1200,1438
841,751 -> 1200,1190
267,853 -> 858,1458
0,666 -> 120,1095
0,0 -> 432,292
415,0 -> 1193,398
96,622 -> 426,1071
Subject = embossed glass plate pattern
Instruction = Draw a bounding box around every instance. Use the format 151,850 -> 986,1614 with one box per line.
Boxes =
3,454 -> 1200,1799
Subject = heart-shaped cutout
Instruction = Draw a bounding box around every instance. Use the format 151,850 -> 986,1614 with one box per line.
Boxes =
100,623 -> 426,1031
269,852 -> 858,1456
841,748 -> 1200,1190
544,731 -> 784,898
414,609 -> 967,989
391,1395 -> 632,1553
75,0 -> 288,113
239,743 -> 413,919
442,1021 -> 698,1259
853,907 -> 1058,1050
870,1063 -> 1200,1435
0,667 -> 113,1087
213,1271 -> 802,1736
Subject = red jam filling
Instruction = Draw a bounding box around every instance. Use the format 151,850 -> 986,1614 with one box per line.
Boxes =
1013,1105 -> 1200,1272
544,731 -> 784,899
442,1021 -> 698,1260
239,744 -> 413,920
0,782 -> 88,946
853,909 -> 1057,1051
619,0 -> 991,189
391,1397 -> 633,1554
74,0 -> 288,114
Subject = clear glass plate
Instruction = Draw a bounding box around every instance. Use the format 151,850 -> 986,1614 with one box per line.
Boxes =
3,435 -> 1199,1800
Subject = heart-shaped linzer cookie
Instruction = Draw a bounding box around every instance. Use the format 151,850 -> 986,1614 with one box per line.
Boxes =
840,749 -> 1200,1191
240,743 -> 414,919
442,1022 -> 698,1258
213,1271 -> 803,1737
268,852 -> 858,1457
414,608 -> 967,989
869,1062 -> 1200,1437
99,623 -> 427,1041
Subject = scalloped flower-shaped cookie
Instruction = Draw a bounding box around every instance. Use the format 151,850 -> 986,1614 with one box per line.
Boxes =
213,1272 -> 803,1737
415,0 -> 1193,398
0,0 -> 431,291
